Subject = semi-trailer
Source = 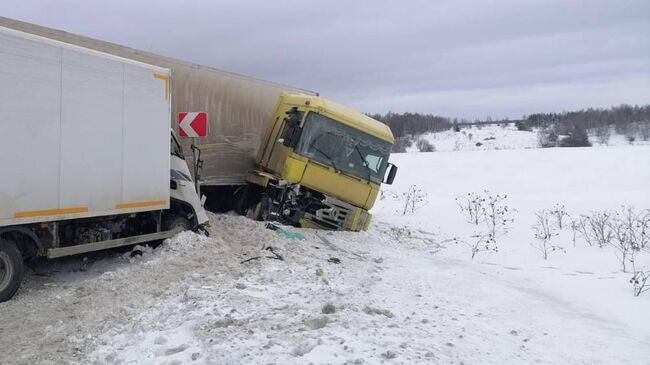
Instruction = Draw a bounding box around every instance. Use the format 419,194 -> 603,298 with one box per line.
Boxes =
0,17 -> 399,233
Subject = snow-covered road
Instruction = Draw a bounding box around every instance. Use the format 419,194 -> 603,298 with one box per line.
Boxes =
1,216 -> 647,364
1,145 -> 649,364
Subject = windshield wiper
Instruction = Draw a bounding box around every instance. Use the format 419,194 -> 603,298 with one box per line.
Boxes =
309,133 -> 341,173
312,145 -> 340,173
354,143 -> 373,182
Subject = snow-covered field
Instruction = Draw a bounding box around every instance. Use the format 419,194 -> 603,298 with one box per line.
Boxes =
1,145 -> 649,365
406,124 -> 650,152
407,124 -> 539,152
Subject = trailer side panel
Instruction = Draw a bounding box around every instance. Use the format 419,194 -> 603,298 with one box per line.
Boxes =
0,16 -> 315,186
0,26 -> 171,227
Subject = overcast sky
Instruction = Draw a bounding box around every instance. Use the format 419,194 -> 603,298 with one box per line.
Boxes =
1,0 -> 648,119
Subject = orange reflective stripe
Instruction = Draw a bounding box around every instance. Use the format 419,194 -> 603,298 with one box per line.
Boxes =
154,73 -> 169,100
116,200 -> 167,209
14,207 -> 88,218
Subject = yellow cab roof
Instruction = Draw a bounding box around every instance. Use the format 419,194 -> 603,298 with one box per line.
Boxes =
282,93 -> 395,144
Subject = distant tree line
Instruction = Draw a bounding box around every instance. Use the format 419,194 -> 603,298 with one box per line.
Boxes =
366,112 -> 451,152
367,112 -> 451,138
515,104 -> 650,134
515,104 -> 650,147
371,104 -> 650,151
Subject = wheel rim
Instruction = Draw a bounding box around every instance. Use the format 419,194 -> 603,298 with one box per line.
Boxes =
172,221 -> 188,232
0,252 -> 13,293
254,198 -> 269,221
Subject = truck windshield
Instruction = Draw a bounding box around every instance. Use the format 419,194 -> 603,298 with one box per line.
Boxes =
295,112 -> 392,184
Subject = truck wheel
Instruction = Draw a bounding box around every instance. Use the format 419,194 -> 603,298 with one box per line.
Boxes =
252,195 -> 270,221
162,215 -> 191,233
0,240 -> 24,303
234,188 -> 249,216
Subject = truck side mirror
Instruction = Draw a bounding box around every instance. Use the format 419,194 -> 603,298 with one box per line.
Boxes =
280,107 -> 302,148
383,163 -> 398,185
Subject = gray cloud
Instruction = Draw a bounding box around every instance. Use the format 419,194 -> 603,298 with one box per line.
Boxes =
1,0 -> 648,118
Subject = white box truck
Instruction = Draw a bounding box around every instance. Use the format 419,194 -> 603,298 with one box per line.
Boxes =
0,26 -> 208,302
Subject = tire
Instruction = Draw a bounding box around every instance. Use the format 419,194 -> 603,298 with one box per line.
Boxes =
252,195 -> 270,221
0,240 -> 24,303
162,215 -> 191,233
233,188 -> 249,216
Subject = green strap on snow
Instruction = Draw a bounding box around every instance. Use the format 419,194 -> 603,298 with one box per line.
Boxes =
276,228 -> 306,240
316,233 -> 341,252
316,233 -> 364,259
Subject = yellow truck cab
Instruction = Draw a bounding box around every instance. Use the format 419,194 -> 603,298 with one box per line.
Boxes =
244,93 -> 398,231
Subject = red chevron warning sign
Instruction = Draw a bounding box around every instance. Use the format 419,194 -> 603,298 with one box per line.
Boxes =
178,112 -> 208,138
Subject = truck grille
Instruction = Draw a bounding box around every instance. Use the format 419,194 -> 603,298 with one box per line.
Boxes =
310,196 -> 368,231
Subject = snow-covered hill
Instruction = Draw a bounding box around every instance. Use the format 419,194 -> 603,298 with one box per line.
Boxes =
1,146 -> 649,364
405,124 -> 650,152
407,124 -> 539,152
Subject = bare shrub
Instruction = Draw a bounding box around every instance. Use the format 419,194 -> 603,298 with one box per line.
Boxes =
623,207 -> 650,297
570,219 -> 579,247
630,269 -> 650,297
455,191 -> 515,259
455,192 -> 486,225
383,187 -> 429,216
416,139 -> 435,152
575,211 -> 613,248
483,193 -> 515,239
608,206 -> 650,272
531,210 -> 562,260
609,209 -> 634,273
456,190 -> 514,234
550,203 -> 569,229
640,210 -> 650,252
454,232 -> 498,260
573,216 -> 592,246
400,185 -> 428,215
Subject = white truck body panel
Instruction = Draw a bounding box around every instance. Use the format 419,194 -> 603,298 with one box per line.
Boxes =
0,26 -> 171,227
0,16 -> 316,186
